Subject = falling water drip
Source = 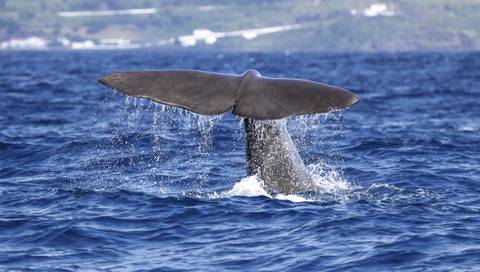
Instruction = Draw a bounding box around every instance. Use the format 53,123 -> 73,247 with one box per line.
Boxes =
197,114 -> 222,152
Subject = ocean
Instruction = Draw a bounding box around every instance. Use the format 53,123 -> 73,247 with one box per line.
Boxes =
0,50 -> 479,271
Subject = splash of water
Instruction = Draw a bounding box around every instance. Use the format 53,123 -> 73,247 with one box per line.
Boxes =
211,111 -> 353,203
308,162 -> 352,194
74,92 -> 224,194
148,101 -> 223,191
222,175 -> 269,197
213,162 -> 352,203
213,175 -> 311,203
80,90 -> 357,201
197,114 -> 223,151
288,111 -> 343,146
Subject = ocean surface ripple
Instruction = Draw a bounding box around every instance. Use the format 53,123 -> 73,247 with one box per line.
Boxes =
0,51 -> 479,271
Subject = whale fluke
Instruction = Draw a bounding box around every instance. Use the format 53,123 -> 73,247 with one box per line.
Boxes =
99,69 -> 358,120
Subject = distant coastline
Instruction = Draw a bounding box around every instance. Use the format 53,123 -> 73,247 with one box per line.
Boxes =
1,0 -> 478,52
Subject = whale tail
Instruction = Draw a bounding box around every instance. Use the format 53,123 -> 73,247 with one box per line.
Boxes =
99,69 -> 358,120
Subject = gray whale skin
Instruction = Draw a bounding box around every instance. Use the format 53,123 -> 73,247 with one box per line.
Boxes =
99,69 -> 358,194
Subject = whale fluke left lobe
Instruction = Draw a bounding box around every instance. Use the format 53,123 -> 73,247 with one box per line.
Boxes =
99,70 -> 239,115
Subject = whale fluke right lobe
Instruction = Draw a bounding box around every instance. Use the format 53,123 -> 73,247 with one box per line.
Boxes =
233,74 -> 358,119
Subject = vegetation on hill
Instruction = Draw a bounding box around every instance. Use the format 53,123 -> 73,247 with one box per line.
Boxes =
0,0 -> 479,51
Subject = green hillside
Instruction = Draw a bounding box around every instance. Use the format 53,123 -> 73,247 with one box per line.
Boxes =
1,0 -> 479,51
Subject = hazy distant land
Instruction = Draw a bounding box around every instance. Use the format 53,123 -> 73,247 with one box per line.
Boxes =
1,0 -> 479,51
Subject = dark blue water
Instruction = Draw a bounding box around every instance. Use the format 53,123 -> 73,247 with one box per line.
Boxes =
1,50 -> 479,271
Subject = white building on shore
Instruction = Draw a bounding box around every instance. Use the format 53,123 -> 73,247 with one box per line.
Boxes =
1,37 -> 48,50
350,3 -> 396,17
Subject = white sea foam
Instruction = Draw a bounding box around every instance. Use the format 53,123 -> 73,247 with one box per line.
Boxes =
308,163 -> 353,194
222,175 -> 270,197
459,125 -> 479,132
213,175 -> 312,203
275,194 -> 311,203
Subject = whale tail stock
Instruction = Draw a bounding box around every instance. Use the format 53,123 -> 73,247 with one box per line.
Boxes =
99,69 -> 358,120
